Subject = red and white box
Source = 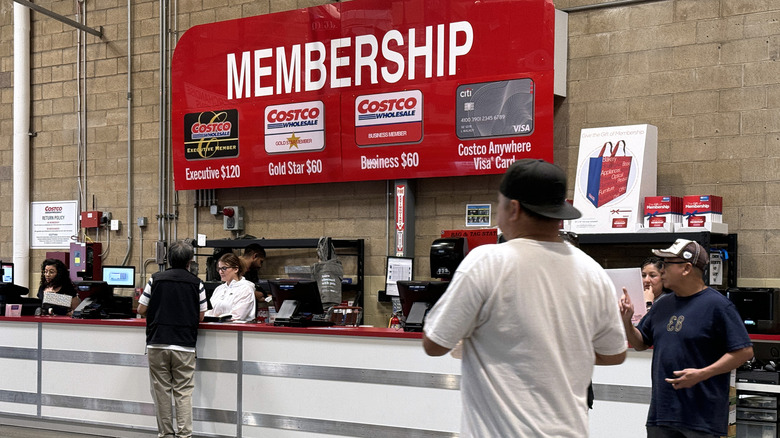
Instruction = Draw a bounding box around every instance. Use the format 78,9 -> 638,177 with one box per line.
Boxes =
644,196 -> 682,231
683,195 -> 722,227
610,209 -> 633,229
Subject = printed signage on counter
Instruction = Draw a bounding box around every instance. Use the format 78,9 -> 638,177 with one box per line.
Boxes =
171,0 -> 556,190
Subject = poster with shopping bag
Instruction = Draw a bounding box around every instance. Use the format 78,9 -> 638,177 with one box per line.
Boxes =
569,125 -> 657,233
587,140 -> 632,207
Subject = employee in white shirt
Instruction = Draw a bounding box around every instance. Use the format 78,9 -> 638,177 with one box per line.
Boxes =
205,253 -> 256,322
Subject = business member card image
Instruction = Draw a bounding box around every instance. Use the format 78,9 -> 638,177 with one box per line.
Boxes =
456,78 -> 534,140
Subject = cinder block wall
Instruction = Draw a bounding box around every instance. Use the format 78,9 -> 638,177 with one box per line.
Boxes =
556,0 -> 780,284
1,0 -> 779,325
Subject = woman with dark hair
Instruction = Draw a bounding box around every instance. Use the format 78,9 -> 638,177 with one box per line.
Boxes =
205,253 -> 255,322
38,259 -> 80,313
641,256 -> 670,311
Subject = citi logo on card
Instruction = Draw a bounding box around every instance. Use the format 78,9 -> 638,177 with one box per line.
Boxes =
456,78 -> 535,140
355,90 -> 423,147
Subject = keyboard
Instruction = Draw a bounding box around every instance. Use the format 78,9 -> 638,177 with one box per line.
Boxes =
309,313 -> 335,327
203,314 -> 232,323
274,314 -> 334,327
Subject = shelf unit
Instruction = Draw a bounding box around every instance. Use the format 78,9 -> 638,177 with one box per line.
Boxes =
576,232 -> 738,288
200,238 -> 365,309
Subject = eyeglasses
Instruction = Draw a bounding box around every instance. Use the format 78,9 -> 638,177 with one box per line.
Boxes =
217,266 -> 235,272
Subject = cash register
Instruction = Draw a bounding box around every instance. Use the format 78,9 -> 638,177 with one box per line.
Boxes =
396,238 -> 468,332
268,279 -> 333,327
0,262 -> 37,316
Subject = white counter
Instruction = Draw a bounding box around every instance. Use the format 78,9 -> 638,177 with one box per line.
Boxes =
0,316 -> 671,437
0,317 -> 461,437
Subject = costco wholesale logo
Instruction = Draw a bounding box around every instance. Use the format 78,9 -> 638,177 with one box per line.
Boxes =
264,100 -> 325,154
355,90 -> 423,147
183,110 -> 239,160
45,206 -> 63,213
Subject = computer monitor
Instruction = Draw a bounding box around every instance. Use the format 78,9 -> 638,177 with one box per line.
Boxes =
102,265 -> 136,288
72,280 -> 133,319
1,262 -> 14,284
268,279 -> 325,325
75,280 -> 113,302
0,283 -> 32,316
204,281 -> 220,310
396,280 -> 450,332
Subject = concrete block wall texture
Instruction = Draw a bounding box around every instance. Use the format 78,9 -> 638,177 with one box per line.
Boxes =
1,0 -> 779,324
557,0 -> 780,284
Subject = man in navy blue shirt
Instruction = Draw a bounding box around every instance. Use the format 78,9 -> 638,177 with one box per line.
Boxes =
620,239 -> 753,438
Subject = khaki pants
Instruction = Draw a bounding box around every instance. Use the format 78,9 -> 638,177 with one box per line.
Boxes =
148,348 -> 196,438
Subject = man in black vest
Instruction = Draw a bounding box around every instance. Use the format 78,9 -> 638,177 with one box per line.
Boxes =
138,241 -> 207,438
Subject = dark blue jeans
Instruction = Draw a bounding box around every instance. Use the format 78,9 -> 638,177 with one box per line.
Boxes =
646,426 -> 719,438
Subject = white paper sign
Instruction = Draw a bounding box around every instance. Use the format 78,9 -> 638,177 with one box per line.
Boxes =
605,267 -> 646,324
31,200 -> 79,249
385,257 -> 413,297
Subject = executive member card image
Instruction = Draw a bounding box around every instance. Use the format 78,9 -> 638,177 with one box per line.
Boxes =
456,78 -> 535,140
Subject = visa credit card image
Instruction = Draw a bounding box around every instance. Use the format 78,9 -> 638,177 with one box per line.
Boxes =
456,78 -> 535,140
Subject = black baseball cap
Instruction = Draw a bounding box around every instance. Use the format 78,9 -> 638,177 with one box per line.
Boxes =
499,159 -> 581,220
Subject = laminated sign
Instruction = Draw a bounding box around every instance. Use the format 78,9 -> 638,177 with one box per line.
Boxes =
587,140 -> 631,207
571,124 -> 657,234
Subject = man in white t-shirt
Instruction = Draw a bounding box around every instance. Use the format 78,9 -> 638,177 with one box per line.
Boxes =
423,159 -> 627,437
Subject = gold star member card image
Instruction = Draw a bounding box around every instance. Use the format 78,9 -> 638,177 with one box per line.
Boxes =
264,101 -> 325,154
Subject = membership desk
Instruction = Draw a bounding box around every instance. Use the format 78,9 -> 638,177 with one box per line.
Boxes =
4,316 -> 767,438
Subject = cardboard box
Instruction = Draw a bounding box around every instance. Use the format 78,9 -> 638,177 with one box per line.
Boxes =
683,195 -> 722,227
644,196 -> 682,231
570,124 -> 658,233
676,222 -> 728,234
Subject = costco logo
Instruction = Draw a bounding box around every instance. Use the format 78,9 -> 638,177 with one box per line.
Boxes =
357,96 -> 418,120
266,107 -> 321,128
191,121 -> 232,139
264,100 -> 325,154
355,90 -> 423,147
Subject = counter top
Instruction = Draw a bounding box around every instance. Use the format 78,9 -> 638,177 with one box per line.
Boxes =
0,315 -> 421,339
746,334 -> 780,342
5,315 -> 780,341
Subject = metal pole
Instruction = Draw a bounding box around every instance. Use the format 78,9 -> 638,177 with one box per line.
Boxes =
12,0 -> 103,38
560,0 -> 667,13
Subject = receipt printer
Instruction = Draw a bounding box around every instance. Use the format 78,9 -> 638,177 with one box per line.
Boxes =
430,238 -> 468,280
727,288 -> 780,334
